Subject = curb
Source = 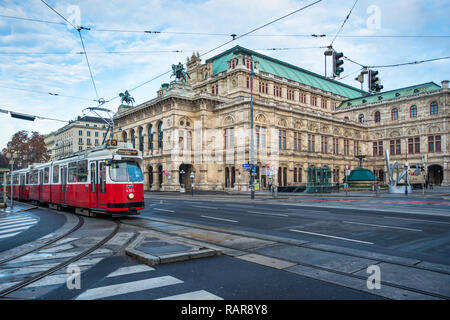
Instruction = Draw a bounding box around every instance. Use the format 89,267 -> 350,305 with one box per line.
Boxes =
125,232 -> 221,266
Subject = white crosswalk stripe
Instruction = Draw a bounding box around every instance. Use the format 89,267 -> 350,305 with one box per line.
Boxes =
75,276 -> 184,300
0,214 -> 38,240
74,264 -> 223,300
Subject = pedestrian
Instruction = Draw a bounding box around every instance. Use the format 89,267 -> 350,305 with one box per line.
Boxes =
430,181 -> 433,190
336,182 -> 340,193
268,181 -> 272,192
425,179 -> 429,189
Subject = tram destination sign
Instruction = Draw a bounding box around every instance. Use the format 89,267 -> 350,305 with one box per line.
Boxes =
117,149 -> 138,156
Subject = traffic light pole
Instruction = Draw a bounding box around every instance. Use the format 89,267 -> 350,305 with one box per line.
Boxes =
250,58 -> 255,200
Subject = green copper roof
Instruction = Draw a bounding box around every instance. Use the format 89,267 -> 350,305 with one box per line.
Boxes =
347,168 -> 376,181
206,46 -> 366,99
337,82 -> 441,110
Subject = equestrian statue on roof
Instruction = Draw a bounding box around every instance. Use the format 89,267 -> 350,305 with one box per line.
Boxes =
171,62 -> 190,84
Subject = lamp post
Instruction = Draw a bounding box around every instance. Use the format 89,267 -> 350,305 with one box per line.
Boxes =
5,152 -> 18,209
190,172 -> 195,197
249,57 -> 255,200
180,169 -> 185,193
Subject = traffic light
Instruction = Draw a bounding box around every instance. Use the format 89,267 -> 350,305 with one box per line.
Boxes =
368,70 -> 383,93
332,51 -> 344,77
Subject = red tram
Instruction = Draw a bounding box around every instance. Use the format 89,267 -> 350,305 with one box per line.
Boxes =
6,141 -> 145,216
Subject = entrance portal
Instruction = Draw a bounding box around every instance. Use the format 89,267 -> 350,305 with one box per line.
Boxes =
428,164 -> 443,186
179,164 -> 193,191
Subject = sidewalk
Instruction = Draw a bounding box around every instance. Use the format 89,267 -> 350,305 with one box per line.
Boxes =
145,186 -> 450,200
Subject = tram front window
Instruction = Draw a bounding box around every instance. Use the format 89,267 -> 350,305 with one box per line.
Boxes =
110,161 -> 143,182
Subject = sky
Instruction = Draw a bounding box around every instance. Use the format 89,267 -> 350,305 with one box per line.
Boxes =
0,0 -> 449,150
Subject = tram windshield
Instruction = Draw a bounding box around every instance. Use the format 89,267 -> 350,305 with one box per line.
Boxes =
110,161 -> 143,182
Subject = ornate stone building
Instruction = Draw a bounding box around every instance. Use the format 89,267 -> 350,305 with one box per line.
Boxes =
113,46 -> 448,191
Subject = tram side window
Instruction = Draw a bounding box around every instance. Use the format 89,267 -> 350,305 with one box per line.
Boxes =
53,165 -> 59,184
13,175 -> 20,185
77,160 -> 88,183
44,167 -> 50,184
68,162 -> 78,183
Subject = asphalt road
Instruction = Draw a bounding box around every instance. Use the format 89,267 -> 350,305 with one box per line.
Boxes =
141,196 -> 450,265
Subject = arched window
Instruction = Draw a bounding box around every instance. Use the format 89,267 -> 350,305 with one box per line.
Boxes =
130,129 -> 135,148
344,116 -> 349,121
391,108 -> 398,121
410,105 -> 417,118
122,131 -> 127,143
374,111 -> 381,123
157,121 -> 164,149
148,124 -> 154,150
358,114 -> 365,123
138,127 -> 144,152
430,101 -> 438,115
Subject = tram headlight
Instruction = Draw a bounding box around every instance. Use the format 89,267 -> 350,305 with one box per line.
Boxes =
128,193 -> 135,200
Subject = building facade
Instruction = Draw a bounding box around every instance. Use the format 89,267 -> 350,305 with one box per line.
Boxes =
113,46 -> 449,191
53,116 -> 110,158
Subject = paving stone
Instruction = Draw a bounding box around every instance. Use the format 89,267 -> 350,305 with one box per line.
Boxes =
255,244 -> 378,273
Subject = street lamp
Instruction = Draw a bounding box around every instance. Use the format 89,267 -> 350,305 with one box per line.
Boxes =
190,172 -> 195,197
249,57 -> 256,200
180,169 -> 185,193
5,152 -> 18,209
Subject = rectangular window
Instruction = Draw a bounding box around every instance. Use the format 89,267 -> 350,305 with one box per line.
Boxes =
311,96 -> 317,106
225,128 -> 234,148
87,131 -> 91,137
274,85 -> 282,97
79,130 -> 82,136
354,140 -> 359,156
95,132 -> 99,137
278,130 -> 286,150
77,160 -> 88,183
256,126 -> 266,148
344,139 -> 349,156
287,89 -> 295,101
43,167 -> 49,184
321,136 -> 328,153
246,77 -> 250,89
79,138 -> 83,144
294,132 -> 301,151
308,134 -> 315,152
52,165 -> 59,184
390,139 -> 401,155
321,98 -> 327,109
408,137 -> 420,154
299,93 -> 306,104
428,135 -> 441,153
87,138 -> 91,145
293,168 -> 297,183
333,138 -> 339,155
68,162 -> 78,183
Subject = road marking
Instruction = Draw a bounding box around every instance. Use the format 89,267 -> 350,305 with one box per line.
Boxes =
192,205 -> 218,209
0,215 -> 34,222
107,264 -> 155,278
342,221 -> 422,232
0,218 -> 36,226
383,216 -> 450,225
289,229 -> 374,245
200,215 -> 238,223
247,211 -> 289,217
76,276 -> 183,300
153,208 -> 175,213
0,221 -> 37,230
0,232 -> 20,239
158,290 -> 223,300
0,225 -> 34,235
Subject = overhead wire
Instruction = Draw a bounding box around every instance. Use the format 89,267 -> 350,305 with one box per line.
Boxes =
330,0 -> 358,47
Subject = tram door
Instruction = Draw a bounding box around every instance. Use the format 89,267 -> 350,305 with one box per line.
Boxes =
39,170 -> 43,202
19,175 -> 25,200
61,166 -> 67,205
89,161 -> 107,210
89,162 -> 98,208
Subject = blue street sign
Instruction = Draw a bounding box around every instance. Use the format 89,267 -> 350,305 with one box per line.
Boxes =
242,164 -> 250,169
251,165 -> 257,173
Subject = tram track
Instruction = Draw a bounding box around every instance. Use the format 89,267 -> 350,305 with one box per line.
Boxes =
121,216 -> 450,300
0,218 -> 120,298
